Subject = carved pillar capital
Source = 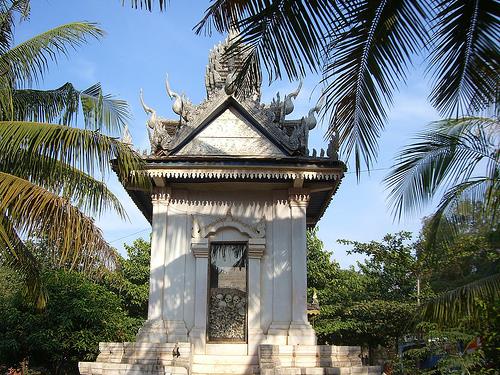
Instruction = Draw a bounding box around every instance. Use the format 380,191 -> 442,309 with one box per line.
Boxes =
248,238 -> 266,259
288,188 -> 310,207
191,238 -> 209,258
152,187 -> 171,204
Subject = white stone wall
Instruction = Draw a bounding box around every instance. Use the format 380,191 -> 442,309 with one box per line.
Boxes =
146,185 -> 315,352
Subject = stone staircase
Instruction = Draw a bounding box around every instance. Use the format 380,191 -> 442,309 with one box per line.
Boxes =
79,342 -> 380,375
78,342 -> 191,375
258,345 -> 381,375
191,343 -> 259,375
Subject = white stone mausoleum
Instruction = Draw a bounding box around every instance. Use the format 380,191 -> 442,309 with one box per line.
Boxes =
79,36 -> 380,375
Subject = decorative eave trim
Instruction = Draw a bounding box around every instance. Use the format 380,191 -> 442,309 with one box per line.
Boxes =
144,167 -> 342,181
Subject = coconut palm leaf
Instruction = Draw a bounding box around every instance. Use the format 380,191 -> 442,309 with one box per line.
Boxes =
428,0 -> 499,116
0,213 -> 46,308
0,121 -> 145,185
80,83 -> 130,133
10,82 -> 80,123
1,149 -> 127,219
195,0 -> 340,82
0,0 -> 30,54
125,0 -> 168,11
11,82 -> 130,134
421,272 -> 500,325
425,177 -> 499,247
196,0 -> 341,80
385,117 -> 499,220
0,171 -> 117,272
323,0 -> 429,176
0,22 -> 103,88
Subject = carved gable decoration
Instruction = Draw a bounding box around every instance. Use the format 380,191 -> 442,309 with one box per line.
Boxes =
174,106 -> 285,157
192,207 -> 266,239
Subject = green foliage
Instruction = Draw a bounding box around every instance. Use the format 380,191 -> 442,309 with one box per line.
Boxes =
317,300 -> 415,348
307,221 -> 498,371
307,230 -> 419,353
102,238 -> 151,319
340,232 -> 423,301
0,267 -> 141,373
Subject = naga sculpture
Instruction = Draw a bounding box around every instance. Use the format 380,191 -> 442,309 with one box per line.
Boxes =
288,94 -> 326,154
165,75 -> 191,122
303,94 -> 325,131
282,80 -> 303,118
140,89 -> 173,153
327,129 -> 340,160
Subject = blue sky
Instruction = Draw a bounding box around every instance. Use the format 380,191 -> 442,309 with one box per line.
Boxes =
18,0 -> 439,267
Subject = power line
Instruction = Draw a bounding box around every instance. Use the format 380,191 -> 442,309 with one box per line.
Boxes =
109,228 -> 150,244
344,166 -> 392,175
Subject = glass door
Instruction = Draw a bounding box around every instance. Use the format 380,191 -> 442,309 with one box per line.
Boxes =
207,243 -> 247,342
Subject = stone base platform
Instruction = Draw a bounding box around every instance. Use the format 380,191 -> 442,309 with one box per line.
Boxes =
258,345 -> 380,375
79,343 -> 380,375
78,342 -> 190,375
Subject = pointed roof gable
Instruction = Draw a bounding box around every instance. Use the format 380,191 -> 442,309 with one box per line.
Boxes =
169,96 -> 291,157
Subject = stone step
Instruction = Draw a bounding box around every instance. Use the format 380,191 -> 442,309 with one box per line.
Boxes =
260,366 -> 380,375
205,343 -> 248,355
193,354 -> 258,365
192,363 -> 260,374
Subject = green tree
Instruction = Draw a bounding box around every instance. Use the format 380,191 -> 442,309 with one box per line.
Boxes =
0,267 -> 141,374
0,0 -> 145,306
102,237 -> 151,319
340,232 -> 425,302
307,230 -> 418,362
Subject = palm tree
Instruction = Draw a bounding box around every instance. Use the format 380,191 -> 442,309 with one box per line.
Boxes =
385,116 -> 499,324
129,0 -> 498,177
0,0 -> 144,307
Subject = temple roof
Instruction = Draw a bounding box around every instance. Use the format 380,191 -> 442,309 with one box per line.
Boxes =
120,35 -> 345,228
138,35 -> 338,160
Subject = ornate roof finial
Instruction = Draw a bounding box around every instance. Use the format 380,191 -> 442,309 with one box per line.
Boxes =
165,74 -> 191,122
304,94 -> 325,130
205,33 -> 261,101
139,88 -> 157,129
282,79 -> 303,119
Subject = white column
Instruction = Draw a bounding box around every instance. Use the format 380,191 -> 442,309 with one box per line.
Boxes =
267,191 -> 292,344
247,238 -> 265,355
190,238 -> 209,354
162,193 -> 189,342
136,188 -> 169,343
288,188 -> 316,345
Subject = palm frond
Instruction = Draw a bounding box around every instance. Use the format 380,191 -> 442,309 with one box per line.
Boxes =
10,82 -> 131,134
0,121 -> 145,185
0,22 -> 103,87
422,273 -> 500,326
0,171 -> 117,273
10,82 -> 80,123
1,148 -> 127,219
195,0 -> 340,82
80,83 -> 130,133
425,178 -> 499,247
124,0 -> 168,11
323,0 -> 429,176
385,117 -> 499,219
0,0 -> 30,54
0,213 -> 46,308
428,0 -> 499,116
